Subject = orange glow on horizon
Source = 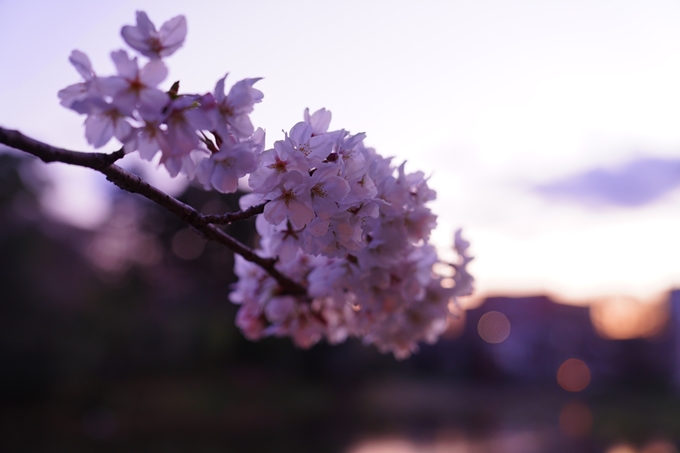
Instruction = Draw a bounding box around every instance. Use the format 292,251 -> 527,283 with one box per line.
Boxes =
590,295 -> 669,340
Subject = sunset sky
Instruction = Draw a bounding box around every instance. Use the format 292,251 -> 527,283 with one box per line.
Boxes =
2,0 -> 680,307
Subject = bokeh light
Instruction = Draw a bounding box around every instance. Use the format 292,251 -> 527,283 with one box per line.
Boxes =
557,358 -> 591,392
346,438 -> 417,453
606,444 -> 638,453
477,310 -> 511,343
642,440 -> 679,453
605,441 -> 680,453
559,400 -> 592,438
590,295 -> 669,339
172,228 -> 206,260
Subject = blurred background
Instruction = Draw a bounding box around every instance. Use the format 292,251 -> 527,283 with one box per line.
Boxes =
2,0 -> 680,451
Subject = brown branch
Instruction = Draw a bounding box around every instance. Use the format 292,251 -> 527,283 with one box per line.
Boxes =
0,126 -> 306,296
0,127 -> 126,169
201,202 -> 266,225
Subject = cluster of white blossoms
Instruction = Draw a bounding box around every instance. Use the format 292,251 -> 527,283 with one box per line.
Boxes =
59,11 -> 473,358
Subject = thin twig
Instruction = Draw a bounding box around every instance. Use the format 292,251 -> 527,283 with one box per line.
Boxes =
201,202 -> 266,225
0,126 -> 306,296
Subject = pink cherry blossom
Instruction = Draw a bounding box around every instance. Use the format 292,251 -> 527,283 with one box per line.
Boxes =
78,98 -> 132,148
58,51 -> 93,106
58,50 -> 107,110
307,163 -> 350,219
283,122 -> 333,166
263,171 -> 315,229
211,75 -> 264,140
304,212 -> 364,257
123,106 -> 168,159
195,139 -> 257,194
108,49 -> 169,115
452,229 -> 474,300
121,11 -> 187,59
304,107 -> 332,135
256,216 -> 304,262
56,11 -> 474,359
249,140 -> 309,193
159,96 -> 212,176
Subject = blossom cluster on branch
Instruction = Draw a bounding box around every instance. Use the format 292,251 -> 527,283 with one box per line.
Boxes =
42,11 -> 473,358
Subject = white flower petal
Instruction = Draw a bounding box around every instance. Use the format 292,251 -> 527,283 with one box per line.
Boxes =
140,59 -> 168,87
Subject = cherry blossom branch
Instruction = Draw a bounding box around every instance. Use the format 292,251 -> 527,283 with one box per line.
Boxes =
201,202 -> 265,225
0,126 -> 306,296
0,127 -> 126,169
